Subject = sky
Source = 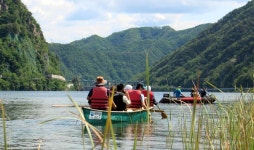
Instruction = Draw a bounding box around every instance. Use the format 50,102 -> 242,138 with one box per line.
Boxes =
21,0 -> 250,44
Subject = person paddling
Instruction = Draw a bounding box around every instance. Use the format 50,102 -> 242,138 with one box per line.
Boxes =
112,84 -> 131,111
87,76 -> 109,110
173,86 -> 184,98
199,87 -> 207,97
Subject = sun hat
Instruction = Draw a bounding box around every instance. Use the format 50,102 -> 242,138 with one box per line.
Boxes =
94,76 -> 107,85
124,84 -> 133,90
144,85 -> 151,91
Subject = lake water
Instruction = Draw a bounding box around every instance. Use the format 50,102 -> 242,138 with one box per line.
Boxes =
0,91 -> 251,149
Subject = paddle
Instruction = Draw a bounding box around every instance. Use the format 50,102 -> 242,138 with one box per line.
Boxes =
52,104 -> 88,107
155,104 -> 168,119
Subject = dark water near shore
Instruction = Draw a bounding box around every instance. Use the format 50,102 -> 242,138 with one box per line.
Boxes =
0,91 -> 251,149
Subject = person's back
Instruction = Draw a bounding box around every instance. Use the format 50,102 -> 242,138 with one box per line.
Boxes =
200,88 -> 207,97
90,86 -> 108,109
124,83 -> 147,109
174,86 -> 182,98
113,92 -> 126,111
113,84 -> 131,111
127,89 -> 142,108
141,86 -> 157,107
87,76 -> 109,110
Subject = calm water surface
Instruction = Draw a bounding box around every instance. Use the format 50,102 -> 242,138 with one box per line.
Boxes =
0,91 -> 250,149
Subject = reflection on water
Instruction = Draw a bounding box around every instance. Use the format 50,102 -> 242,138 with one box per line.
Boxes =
0,91 -> 248,149
4,101 -> 43,120
83,122 -> 155,149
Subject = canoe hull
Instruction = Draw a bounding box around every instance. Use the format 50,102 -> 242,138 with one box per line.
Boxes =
159,94 -> 216,104
82,107 -> 151,125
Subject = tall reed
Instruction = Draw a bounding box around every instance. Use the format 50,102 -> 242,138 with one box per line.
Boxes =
145,52 -> 153,122
41,95 -> 106,149
175,84 -> 254,149
0,99 -> 8,150
102,87 -> 117,150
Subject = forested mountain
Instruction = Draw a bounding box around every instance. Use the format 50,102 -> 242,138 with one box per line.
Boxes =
146,0 -> 254,89
2,0 -> 252,91
0,0 -> 65,90
49,24 -> 211,82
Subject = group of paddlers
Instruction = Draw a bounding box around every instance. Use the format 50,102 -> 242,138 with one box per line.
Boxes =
174,86 -> 208,98
87,76 -> 158,111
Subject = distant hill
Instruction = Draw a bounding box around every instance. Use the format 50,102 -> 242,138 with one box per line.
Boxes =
2,0 -> 252,91
146,0 -> 254,89
49,24 -> 211,83
0,0 -> 65,90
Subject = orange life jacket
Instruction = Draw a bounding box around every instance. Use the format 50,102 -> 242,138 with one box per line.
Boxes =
90,86 -> 108,110
141,90 -> 154,107
127,90 -> 142,108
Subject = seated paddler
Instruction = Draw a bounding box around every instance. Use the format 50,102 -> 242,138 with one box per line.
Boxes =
126,83 -> 147,109
87,76 -> 109,110
112,84 -> 131,111
142,85 -> 158,107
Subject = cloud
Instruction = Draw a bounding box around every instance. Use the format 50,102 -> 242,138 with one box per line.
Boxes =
21,0 -> 249,44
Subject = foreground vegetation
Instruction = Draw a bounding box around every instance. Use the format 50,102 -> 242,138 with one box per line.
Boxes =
171,89 -> 254,149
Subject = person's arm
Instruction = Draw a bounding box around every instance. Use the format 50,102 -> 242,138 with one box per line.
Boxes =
140,94 -> 147,108
124,90 -> 131,101
123,95 -> 131,105
173,91 -> 176,97
87,89 -> 93,105
204,89 -> 208,96
87,89 -> 93,99
153,97 -> 158,105
112,100 -> 117,109
107,89 -> 110,96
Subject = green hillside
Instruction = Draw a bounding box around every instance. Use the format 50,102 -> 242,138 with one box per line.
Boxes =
2,0 -> 252,91
49,25 -> 211,83
147,0 -> 254,89
0,0 -> 65,90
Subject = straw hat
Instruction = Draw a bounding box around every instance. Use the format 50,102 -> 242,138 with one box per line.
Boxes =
95,76 -> 107,85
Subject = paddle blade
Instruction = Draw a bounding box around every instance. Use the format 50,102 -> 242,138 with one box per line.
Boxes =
161,112 -> 168,119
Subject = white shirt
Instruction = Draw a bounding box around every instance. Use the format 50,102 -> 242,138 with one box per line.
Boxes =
123,95 -> 131,105
141,93 -> 145,103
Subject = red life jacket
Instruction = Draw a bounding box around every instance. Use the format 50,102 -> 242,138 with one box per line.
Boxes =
141,90 -> 154,107
127,90 -> 142,108
90,86 -> 108,110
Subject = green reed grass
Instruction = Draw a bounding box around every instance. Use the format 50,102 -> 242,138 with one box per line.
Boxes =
145,52 -> 150,108
41,95 -> 107,149
102,87 -> 117,150
169,84 -> 254,149
0,99 -> 8,150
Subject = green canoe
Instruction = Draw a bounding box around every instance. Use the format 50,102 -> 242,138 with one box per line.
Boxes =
82,107 -> 152,125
